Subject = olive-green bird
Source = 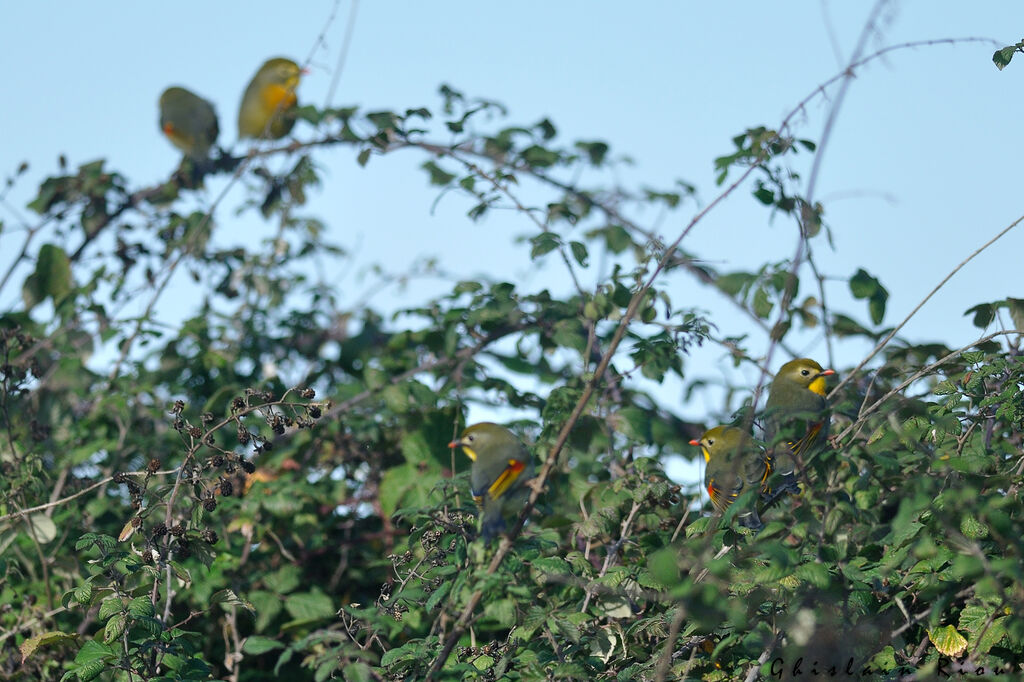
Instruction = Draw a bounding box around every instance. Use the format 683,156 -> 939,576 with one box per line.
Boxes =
690,425 -> 769,530
159,87 -> 219,160
238,57 -> 304,140
763,358 -> 835,499
449,422 -> 535,542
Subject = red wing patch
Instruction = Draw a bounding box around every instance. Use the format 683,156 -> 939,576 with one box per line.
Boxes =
707,480 -> 738,513
488,459 -> 526,500
788,421 -> 824,457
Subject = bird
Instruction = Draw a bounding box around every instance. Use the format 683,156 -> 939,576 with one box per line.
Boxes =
237,57 -> 304,140
763,357 -> 835,500
449,422 -> 535,542
158,86 -> 219,160
690,425 -> 770,530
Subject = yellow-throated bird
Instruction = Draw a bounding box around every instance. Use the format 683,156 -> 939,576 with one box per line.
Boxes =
159,86 -> 219,160
763,358 -> 835,499
449,422 -> 535,542
238,57 -> 303,140
691,425 -> 769,530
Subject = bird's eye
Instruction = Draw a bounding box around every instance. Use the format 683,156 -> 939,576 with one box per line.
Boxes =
801,369 -> 810,376
466,434 -> 475,442
707,438 -> 714,446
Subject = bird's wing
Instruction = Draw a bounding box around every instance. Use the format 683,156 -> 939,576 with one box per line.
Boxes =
707,478 -> 740,512
472,458 -> 527,502
787,420 -> 824,458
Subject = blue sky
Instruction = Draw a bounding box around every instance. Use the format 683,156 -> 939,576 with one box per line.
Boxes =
3,2 -> 1023,484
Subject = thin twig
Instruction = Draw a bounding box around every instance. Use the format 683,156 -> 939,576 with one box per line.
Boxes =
831,212 -> 1024,399
835,330 -> 1024,443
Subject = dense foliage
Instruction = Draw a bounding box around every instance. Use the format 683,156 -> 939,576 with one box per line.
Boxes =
2,40 -> 1024,682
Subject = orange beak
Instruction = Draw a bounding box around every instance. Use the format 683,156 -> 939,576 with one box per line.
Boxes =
447,440 -> 459,449
688,438 -> 700,447
820,369 -> 836,377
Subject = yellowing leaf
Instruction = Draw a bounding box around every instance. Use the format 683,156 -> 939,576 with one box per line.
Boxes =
20,631 -> 77,664
929,624 -> 968,656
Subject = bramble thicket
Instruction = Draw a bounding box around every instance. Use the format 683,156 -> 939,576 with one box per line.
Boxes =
3,24 -> 1024,682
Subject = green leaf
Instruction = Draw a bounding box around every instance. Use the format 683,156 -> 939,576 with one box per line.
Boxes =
103,614 -> 127,643
1006,297 -> 1024,331
964,303 -> 995,328
212,589 -> 256,616
22,243 -> 73,310
342,663 -> 374,682
284,589 -> 335,623
531,556 -> 571,578
379,461 -> 441,518
421,161 -> 455,186
868,295 -> 887,325
648,547 -> 679,587
849,268 -> 878,299
959,605 -> 1007,654
716,271 -> 753,296
959,514 -> 988,539
530,232 -> 561,259
569,240 -> 589,267
752,287 -> 772,319
794,562 -> 831,588
993,45 -> 1017,70
98,598 -> 122,622
73,582 -> 94,607
380,641 -> 423,667
243,636 -> 284,655
127,597 -> 154,618
483,598 -> 516,627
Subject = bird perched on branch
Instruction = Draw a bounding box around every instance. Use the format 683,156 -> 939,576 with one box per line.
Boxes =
763,357 -> 835,501
691,425 -> 770,531
238,57 -> 304,140
159,86 -> 219,160
449,422 -> 535,542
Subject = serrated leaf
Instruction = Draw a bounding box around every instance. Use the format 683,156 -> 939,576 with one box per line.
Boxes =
929,624 -> 968,656
127,597 -> 154,618
794,562 -> 831,588
73,582 -> 94,606
103,614 -> 127,643
959,514 -> 988,539
98,598 -> 122,622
